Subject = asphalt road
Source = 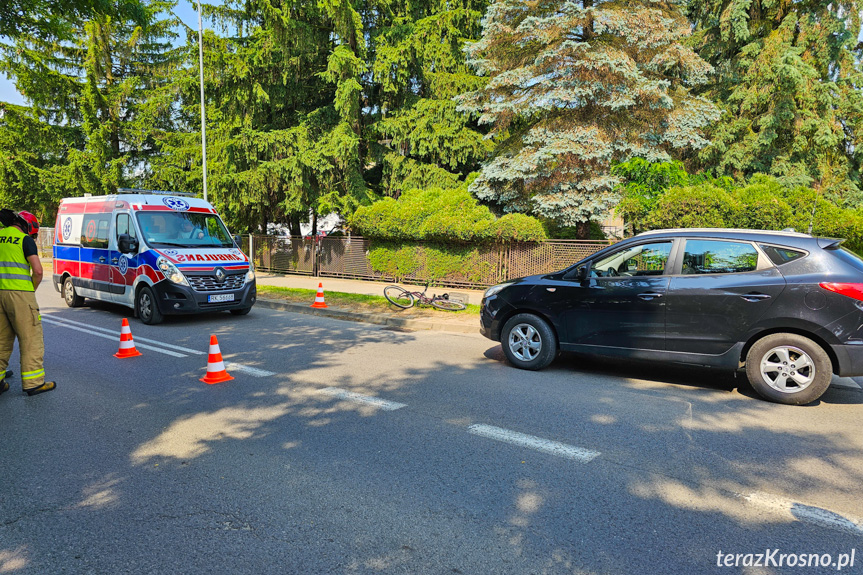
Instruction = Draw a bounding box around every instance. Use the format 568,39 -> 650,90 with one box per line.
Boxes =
1,285 -> 862,574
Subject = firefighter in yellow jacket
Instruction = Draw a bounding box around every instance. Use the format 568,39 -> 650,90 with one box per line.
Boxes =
0,211 -> 56,396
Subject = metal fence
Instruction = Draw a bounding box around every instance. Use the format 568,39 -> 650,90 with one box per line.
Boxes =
244,235 -> 613,289
38,227 -> 55,258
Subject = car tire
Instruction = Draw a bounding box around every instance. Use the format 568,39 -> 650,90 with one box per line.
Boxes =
745,333 -> 832,405
501,313 -> 558,370
63,276 -> 84,308
136,286 -> 163,325
230,307 -> 252,316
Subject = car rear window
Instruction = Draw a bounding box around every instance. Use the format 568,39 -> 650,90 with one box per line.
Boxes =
759,244 -> 806,266
682,240 -> 759,274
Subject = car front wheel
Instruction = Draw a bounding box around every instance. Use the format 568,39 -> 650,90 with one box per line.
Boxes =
501,313 -> 558,370
745,333 -> 832,405
136,286 -> 163,325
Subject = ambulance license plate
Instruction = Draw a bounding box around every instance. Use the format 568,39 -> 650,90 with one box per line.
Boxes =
208,294 -> 235,303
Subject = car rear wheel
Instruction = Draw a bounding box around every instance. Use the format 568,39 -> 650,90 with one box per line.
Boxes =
745,333 -> 832,405
63,277 -> 84,308
501,313 -> 558,370
136,286 -> 163,325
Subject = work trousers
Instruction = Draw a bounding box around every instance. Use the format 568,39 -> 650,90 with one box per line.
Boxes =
0,290 -> 45,389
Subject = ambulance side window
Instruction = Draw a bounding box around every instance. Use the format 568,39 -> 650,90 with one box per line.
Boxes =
116,213 -> 137,240
81,214 -> 111,249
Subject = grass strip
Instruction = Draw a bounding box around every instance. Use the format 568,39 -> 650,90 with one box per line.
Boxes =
257,285 -> 480,315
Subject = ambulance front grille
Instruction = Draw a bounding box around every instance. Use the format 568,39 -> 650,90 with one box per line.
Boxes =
188,274 -> 245,292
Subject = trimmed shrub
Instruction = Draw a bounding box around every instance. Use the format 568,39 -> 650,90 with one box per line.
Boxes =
646,184 -> 739,229
349,187 -> 546,242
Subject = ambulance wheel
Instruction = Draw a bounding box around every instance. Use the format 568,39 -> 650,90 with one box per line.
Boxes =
136,286 -> 163,325
63,277 -> 84,307
230,307 -> 252,316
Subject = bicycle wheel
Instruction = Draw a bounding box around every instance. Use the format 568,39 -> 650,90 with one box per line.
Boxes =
384,285 -> 415,309
431,297 -> 466,311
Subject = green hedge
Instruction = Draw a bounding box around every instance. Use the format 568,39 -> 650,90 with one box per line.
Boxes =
643,176 -> 863,253
349,187 -> 547,242
368,241 -> 496,284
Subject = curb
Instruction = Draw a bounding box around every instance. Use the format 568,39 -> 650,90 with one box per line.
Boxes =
255,298 -> 479,334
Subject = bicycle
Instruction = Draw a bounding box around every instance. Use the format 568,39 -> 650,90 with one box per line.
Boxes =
383,283 -> 467,311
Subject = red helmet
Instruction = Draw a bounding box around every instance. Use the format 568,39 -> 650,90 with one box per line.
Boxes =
16,211 -> 39,237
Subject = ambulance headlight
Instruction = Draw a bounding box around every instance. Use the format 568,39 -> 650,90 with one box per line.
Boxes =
157,256 -> 188,286
246,265 -> 255,283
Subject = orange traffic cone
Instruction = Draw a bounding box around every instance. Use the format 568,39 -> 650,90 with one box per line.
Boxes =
310,282 -> 328,308
114,318 -> 142,358
200,335 -> 234,384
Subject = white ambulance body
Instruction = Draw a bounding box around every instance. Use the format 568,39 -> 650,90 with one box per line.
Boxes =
52,190 -> 256,324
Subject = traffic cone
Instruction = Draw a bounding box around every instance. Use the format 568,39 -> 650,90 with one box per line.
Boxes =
114,318 -> 143,358
310,282 -> 328,308
200,335 -> 234,384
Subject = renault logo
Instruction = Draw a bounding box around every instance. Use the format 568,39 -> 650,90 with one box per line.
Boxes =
215,268 -> 226,283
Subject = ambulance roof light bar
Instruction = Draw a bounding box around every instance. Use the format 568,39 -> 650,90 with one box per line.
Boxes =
116,188 -> 197,197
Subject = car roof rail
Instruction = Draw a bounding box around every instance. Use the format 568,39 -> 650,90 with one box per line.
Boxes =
117,188 -> 197,197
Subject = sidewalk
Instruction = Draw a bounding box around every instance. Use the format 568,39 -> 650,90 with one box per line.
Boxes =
254,273 -> 486,334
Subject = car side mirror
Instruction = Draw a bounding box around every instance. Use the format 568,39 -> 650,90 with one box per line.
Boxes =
233,234 -> 242,247
576,265 -> 589,281
564,265 -> 589,281
118,234 -> 138,254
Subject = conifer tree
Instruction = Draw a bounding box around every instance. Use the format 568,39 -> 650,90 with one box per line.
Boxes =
686,1 -> 863,205
457,0 -> 720,235
0,0 -> 181,203
369,0 -> 492,196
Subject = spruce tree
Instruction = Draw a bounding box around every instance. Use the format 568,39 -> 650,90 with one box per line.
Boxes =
687,1 -> 863,205
457,0 -> 720,235
0,0 -> 181,202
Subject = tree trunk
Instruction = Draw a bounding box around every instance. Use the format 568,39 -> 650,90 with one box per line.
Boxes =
576,221 -> 591,240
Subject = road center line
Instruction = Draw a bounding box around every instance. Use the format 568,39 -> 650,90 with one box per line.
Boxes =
468,424 -> 600,463
320,387 -> 407,411
42,317 -> 187,358
744,492 -> 863,536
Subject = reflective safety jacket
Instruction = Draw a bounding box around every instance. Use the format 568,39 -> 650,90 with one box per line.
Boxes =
0,226 -> 35,291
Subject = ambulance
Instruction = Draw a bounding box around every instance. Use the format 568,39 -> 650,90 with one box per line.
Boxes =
52,189 -> 256,324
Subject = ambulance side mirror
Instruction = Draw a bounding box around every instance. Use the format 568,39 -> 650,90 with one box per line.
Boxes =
233,234 -> 241,248
118,234 -> 138,254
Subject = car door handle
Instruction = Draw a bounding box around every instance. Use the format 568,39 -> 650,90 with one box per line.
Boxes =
111,258 -> 119,264
741,293 -> 771,302
98,256 -> 106,263
638,292 -> 664,300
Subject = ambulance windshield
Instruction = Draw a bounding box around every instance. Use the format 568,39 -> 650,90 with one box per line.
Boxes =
136,212 -> 234,248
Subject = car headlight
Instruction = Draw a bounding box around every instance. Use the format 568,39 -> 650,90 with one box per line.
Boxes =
484,282 -> 513,299
246,265 -> 255,283
157,256 -> 188,286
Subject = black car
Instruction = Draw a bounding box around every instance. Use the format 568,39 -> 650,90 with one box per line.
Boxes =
480,228 -> 863,405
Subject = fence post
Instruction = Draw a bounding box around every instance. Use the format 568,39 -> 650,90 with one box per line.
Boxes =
249,235 -> 253,264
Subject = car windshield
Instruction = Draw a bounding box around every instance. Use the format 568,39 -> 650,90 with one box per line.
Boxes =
136,212 -> 234,248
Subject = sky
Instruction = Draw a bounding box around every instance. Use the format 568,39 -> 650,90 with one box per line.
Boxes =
0,0 -> 208,106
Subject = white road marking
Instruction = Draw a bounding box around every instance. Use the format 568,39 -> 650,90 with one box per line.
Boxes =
42,316 -> 187,358
44,314 -> 204,355
320,387 -> 407,411
225,362 -> 276,377
744,492 -> 863,536
43,315 -> 274,376
468,424 -> 600,463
